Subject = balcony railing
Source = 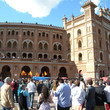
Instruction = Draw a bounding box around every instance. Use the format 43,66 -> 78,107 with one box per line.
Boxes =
0,57 -> 73,63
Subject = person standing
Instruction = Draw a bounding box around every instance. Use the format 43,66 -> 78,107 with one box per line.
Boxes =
1,77 -> 14,110
27,79 -> 36,109
38,85 -> 52,110
18,85 -> 30,110
71,79 -> 85,110
95,81 -> 106,110
51,80 -> 58,110
10,79 -> 19,103
104,78 -> 110,107
37,80 -> 44,96
55,79 -> 71,110
85,79 -> 96,110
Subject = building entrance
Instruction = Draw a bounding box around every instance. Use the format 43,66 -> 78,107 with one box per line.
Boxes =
0,65 -> 11,80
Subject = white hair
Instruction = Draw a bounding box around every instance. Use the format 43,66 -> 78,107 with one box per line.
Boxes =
4,77 -> 11,83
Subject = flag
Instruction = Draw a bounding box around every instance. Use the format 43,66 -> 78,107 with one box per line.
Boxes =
28,71 -> 32,77
21,70 -> 26,76
104,102 -> 109,110
36,72 -> 39,77
44,71 -> 47,76
42,73 -> 44,77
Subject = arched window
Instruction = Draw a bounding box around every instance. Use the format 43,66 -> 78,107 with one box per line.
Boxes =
53,34 -> 55,38
100,52 -> 103,61
58,55 -> 62,60
28,53 -> 32,58
12,53 -> 16,58
22,53 -> 27,58
78,29 -> 81,36
8,31 -> 10,35
42,32 -> 45,37
53,55 -> 57,59
67,33 -> 70,39
31,32 -> 34,36
13,41 -> 17,48
68,55 -> 71,60
38,54 -> 42,58
0,41 -> 2,48
27,31 -> 30,36
46,34 -> 48,37
57,34 -> 59,38
23,42 -> 27,49
12,30 -> 14,35
58,45 -> 62,51
39,33 -> 41,37
29,42 -> 33,49
23,32 -> 26,36
68,43 -> 71,50
53,44 -> 57,50
7,41 -> 11,48
39,43 -> 43,50
79,53 -> 82,61
106,42 -> 108,50
44,54 -> 48,59
100,71 -> 102,78
7,53 -> 11,58
78,40 -> 82,48
44,43 -> 48,50
98,29 -> 101,35
60,35 -> 62,39
1,31 -> 3,35
16,31 -> 18,35
99,40 -> 102,49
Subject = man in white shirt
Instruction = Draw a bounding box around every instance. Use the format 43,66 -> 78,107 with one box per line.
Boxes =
104,78 -> 110,107
27,79 -> 36,109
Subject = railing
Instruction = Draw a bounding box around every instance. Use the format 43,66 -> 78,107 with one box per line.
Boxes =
0,57 -> 73,63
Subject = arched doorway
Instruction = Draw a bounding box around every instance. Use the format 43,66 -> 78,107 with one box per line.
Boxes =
21,66 -> 32,78
58,67 -> 68,77
40,66 -> 50,77
0,65 -> 11,80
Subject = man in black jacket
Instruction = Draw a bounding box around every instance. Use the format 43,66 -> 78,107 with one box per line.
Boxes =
95,81 -> 106,110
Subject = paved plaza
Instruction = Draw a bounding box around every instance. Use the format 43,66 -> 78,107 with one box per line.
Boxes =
0,93 -> 74,110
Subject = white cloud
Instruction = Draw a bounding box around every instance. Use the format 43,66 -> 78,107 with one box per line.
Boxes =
80,0 -> 101,13
3,0 -> 62,18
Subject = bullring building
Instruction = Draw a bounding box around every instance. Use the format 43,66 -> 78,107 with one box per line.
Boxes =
0,22 -> 77,80
0,0 -> 110,80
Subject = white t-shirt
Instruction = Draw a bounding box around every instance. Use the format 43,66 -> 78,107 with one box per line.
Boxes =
104,85 -> 110,102
71,86 -> 85,106
27,81 -> 36,93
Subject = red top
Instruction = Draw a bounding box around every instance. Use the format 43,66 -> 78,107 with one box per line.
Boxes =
10,82 -> 19,90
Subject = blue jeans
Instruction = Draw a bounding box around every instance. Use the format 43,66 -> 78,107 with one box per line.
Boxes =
2,106 -> 12,110
29,92 -> 34,108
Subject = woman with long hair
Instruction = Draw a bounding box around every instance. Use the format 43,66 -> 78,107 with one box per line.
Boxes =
51,80 -> 58,110
38,85 -> 52,110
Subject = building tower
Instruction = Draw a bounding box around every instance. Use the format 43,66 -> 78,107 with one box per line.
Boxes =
63,0 -> 110,79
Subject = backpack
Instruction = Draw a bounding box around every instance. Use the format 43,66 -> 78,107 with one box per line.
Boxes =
13,82 -> 17,88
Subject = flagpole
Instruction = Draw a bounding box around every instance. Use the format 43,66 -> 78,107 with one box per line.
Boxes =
105,0 -> 106,8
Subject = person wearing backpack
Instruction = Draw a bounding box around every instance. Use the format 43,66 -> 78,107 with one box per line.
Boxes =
11,79 -> 19,103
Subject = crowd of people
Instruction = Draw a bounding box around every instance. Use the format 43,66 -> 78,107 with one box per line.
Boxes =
0,76 -> 110,110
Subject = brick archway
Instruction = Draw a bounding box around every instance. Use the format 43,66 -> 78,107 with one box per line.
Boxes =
0,65 -> 11,80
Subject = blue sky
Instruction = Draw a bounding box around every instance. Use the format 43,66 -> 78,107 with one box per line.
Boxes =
0,0 -> 110,27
